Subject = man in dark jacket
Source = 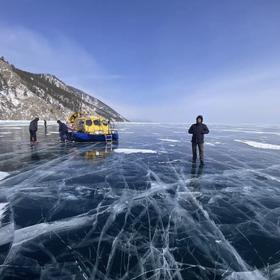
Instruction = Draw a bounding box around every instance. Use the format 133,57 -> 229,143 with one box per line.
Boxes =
57,120 -> 69,142
29,117 -> 39,144
188,115 -> 209,164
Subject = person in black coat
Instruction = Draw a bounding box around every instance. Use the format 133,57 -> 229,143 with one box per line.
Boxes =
29,117 -> 39,144
44,119 -> 47,134
188,115 -> 209,164
57,120 -> 69,142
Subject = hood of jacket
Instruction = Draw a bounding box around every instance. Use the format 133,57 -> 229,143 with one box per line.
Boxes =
196,115 -> 203,123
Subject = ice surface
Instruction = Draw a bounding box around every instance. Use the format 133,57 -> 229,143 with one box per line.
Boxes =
0,122 -> 279,279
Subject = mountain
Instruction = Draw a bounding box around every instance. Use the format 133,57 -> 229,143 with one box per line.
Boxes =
0,57 -> 127,121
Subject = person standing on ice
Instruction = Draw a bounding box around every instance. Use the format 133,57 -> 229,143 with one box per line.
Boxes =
57,120 -> 69,142
29,117 -> 39,144
44,119 -> 47,134
188,115 -> 209,165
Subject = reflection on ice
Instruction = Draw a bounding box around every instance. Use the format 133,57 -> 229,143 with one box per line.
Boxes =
0,123 -> 279,279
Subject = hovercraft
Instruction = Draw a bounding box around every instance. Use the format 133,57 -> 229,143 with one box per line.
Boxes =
68,112 -> 118,143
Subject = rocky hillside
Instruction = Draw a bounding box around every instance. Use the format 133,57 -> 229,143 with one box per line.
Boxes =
0,57 -> 127,121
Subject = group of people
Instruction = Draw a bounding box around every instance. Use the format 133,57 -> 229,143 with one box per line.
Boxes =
29,118 -> 70,144
29,115 -> 209,164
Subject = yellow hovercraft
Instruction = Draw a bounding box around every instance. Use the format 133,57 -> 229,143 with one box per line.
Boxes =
68,112 -> 118,143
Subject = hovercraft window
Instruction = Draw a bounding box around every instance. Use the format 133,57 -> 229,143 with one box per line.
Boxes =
93,120 -> 101,126
86,120 -> 92,126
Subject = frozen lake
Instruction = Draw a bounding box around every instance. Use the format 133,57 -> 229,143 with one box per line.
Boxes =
0,122 -> 279,280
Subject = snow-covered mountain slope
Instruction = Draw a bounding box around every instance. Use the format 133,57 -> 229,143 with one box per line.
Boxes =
0,57 -> 127,121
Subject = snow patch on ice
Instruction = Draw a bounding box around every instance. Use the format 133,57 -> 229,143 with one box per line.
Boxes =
0,171 -> 9,180
0,127 -> 21,130
0,120 -> 30,126
0,203 -> 8,220
115,148 -> 157,154
235,140 -> 280,150
222,128 -> 280,136
205,142 -> 215,146
205,141 -> 222,146
159,138 -> 180,143
12,215 -> 93,246
0,223 -> 14,246
224,270 -> 267,280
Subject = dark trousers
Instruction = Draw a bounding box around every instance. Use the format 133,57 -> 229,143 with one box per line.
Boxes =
192,143 -> 204,161
30,130 -> 37,142
59,132 -> 68,142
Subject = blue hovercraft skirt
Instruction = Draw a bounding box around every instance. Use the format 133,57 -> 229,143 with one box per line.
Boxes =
71,132 -> 119,142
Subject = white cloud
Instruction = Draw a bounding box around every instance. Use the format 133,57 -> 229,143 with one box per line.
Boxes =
0,25 -> 94,75
131,65 -> 280,123
0,24 -> 124,103
182,67 -> 280,124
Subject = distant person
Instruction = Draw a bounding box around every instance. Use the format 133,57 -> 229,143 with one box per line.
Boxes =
29,117 -> 39,144
188,115 -> 209,165
57,120 -> 69,142
44,119 -> 47,134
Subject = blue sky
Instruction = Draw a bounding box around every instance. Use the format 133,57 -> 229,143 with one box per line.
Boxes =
0,0 -> 280,123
